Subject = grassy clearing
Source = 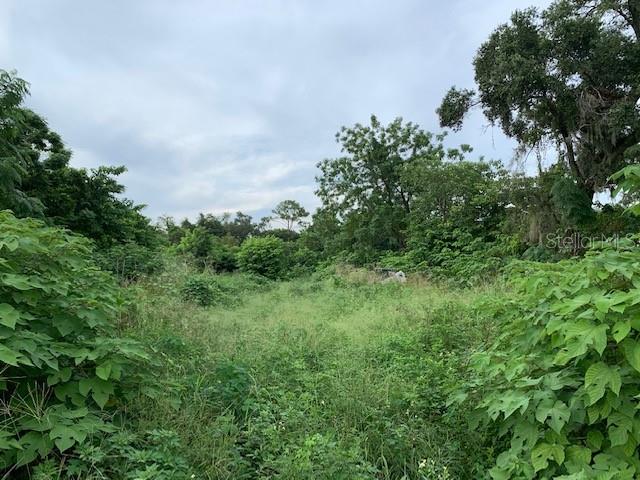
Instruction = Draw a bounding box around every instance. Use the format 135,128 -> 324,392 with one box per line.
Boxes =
121,261 -> 500,479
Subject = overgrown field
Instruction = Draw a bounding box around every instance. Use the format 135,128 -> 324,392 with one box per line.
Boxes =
121,263 -> 499,479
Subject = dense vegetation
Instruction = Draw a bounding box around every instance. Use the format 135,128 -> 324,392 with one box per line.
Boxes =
1,0 -> 639,478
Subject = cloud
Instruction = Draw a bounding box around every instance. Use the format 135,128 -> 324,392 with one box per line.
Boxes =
1,0 -> 552,221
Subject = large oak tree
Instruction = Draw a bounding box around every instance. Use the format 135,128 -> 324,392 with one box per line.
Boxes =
438,0 -> 640,200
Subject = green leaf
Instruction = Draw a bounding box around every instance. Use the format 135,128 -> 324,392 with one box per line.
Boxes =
622,339 -> 640,372
531,442 -> 565,472
612,320 -> 631,343
0,430 -> 21,451
49,422 -> 88,453
0,303 -> 19,329
78,377 -> 114,408
486,390 -> 530,420
0,344 -> 21,366
565,445 -> 591,466
584,362 -> 620,406
16,431 -> 53,466
607,413 -> 633,447
0,236 -> 19,252
0,273 -> 34,291
586,430 -> 604,451
95,361 -> 112,381
535,399 -> 570,434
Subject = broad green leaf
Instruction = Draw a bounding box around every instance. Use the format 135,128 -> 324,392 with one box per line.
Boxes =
535,399 -> 570,434
15,432 -> 53,466
1,273 -> 34,291
49,424 -> 87,452
584,362 -> 620,406
622,339 -> 640,372
612,320 -> 631,343
531,442 -> 565,472
95,361 -> 112,381
0,236 -> 19,252
0,303 -> 19,329
79,377 -> 114,408
0,344 -> 21,366
565,445 -> 591,466
607,413 -> 633,447
586,430 -> 603,451
510,420 -> 538,453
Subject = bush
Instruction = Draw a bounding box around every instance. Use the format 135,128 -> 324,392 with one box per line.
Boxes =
0,211 -> 149,474
180,272 -> 270,307
180,274 -> 216,306
177,227 -> 237,271
96,242 -> 163,281
237,235 -> 286,279
33,429 -> 193,479
458,238 -> 640,478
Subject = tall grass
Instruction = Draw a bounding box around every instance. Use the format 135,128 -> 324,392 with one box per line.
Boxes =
120,259 -> 500,479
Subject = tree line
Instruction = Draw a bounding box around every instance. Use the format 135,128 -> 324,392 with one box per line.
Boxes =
1,0 -> 639,283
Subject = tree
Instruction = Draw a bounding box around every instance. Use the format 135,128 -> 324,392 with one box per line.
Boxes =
0,69 -> 159,248
438,0 -> 640,200
222,211 -> 255,242
158,215 -> 185,244
0,70 -> 44,216
316,115 -> 444,253
196,213 -> 225,237
271,200 -> 309,232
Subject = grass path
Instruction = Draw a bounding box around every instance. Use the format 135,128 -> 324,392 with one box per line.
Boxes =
128,270 -> 494,479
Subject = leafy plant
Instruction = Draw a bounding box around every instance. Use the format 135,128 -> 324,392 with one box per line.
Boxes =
459,238 -> 640,478
0,211 -> 149,475
237,235 -> 286,279
59,429 -> 193,479
96,242 -> 163,281
177,226 -> 238,271
612,165 -> 640,216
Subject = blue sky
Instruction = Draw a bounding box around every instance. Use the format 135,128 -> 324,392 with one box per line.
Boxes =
1,0 -> 552,222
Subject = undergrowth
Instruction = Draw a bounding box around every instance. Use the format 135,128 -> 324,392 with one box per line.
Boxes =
121,260 -> 499,479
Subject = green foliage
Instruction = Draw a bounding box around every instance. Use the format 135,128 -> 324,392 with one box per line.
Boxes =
551,176 -> 596,228
316,115 -> 440,253
438,1 -> 640,198
237,235 -> 286,279
459,239 -> 640,478
48,429 -> 193,479
122,259 -> 497,479
0,70 -> 44,217
96,242 -> 163,281
436,87 -> 475,131
270,199 -> 309,232
0,211 -> 149,474
180,271 -> 270,307
177,226 -> 238,271
612,165 -> 640,216
0,69 -> 159,251
180,274 -> 216,306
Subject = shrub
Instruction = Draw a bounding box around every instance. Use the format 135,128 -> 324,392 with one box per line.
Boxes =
180,274 -> 216,306
209,239 -> 238,272
96,242 -> 163,281
177,227 -> 238,271
458,238 -> 640,478
180,272 -> 269,307
0,211 -> 149,474
237,235 -> 286,279
58,429 -> 192,479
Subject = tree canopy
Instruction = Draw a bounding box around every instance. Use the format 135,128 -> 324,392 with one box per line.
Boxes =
438,0 -> 640,199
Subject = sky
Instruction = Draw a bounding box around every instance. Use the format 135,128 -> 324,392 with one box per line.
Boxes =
1,0 -> 552,222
